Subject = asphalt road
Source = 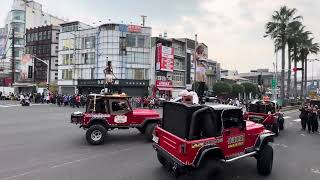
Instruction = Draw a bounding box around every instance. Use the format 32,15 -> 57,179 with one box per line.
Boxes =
0,101 -> 319,180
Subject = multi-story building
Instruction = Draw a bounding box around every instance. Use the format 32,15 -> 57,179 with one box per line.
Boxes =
25,25 -> 60,84
58,22 -> 152,96
171,38 -> 186,96
0,0 -> 64,85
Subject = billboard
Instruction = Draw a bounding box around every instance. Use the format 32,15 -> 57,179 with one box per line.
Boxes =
20,54 -> 33,80
156,43 -> 174,72
194,44 -> 208,83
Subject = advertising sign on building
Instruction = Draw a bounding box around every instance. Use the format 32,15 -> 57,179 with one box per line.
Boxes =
156,80 -> 173,88
20,54 -> 33,80
128,25 -> 141,33
156,43 -> 174,72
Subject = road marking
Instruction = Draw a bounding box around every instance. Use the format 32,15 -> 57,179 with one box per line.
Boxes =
0,105 -> 9,108
311,168 -> 320,174
292,119 -> 301,122
272,143 -> 288,148
283,116 -> 291,119
300,134 -> 306,136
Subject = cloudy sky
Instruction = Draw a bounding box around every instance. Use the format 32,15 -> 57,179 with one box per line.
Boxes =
1,0 -> 320,75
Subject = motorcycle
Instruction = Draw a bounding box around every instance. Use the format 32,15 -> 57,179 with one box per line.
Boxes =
21,98 -> 30,106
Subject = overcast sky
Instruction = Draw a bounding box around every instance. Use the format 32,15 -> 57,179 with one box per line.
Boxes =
1,0 -> 320,75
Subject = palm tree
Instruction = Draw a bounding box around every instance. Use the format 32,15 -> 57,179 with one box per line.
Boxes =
299,34 -> 320,98
286,22 -> 304,99
265,6 -> 302,104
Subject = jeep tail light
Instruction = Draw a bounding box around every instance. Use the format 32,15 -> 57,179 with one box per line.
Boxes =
180,143 -> 186,155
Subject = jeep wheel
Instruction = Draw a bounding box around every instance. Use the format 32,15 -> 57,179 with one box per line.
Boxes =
272,123 -> 279,136
144,123 -> 157,141
86,125 -> 107,145
257,144 -> 273,176
191,158 -> 222,180
157,152 -> 167,167
137,127 -> 145,134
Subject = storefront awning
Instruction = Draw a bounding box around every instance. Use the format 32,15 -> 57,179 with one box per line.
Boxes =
157,87 -> 173,91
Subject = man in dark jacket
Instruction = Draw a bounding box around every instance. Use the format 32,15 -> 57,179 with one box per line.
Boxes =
299,105 -> 309,130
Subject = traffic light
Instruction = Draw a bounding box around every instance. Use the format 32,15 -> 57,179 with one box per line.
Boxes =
293,67 -> 303,73
258,75 -> 263,85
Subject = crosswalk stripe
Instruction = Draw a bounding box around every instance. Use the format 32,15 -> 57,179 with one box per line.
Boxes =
0,105 -> 9,108
283,116 -> 291,119
292,119 -> 301,122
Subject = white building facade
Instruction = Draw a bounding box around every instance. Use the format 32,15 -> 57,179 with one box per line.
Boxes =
58,22 -> 152,96
0,0 -> 65,84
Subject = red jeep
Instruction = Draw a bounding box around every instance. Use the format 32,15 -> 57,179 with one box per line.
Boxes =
153,102 -> 274,179
244,100 -> 285,136
71,94 -> 161,145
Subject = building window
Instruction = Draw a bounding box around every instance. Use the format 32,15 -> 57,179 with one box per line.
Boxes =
39,31 -> 43,40
62,54 -> 74,65
82,36 -> 95,49
134,69 -> 144,80
47,30 -> 51,39
173,71 -> 185,86
12,10 -> 25,21
81,52 -> 95,64
173,44 -> 184,56
62,39 -> 74,50
33,32 -> 38,41
27,33 -> 31,42
62,69 -> 73,80
127,34 -> 136,47
174,59 -> 184,70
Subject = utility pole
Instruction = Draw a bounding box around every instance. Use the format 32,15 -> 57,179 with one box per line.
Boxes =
141,15 -> 147,27
11,28 -> 15,86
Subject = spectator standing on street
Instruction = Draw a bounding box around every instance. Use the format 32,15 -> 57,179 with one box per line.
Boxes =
307,106 -> 317,133
76,94 -> 81,108
299,105 -> 309,131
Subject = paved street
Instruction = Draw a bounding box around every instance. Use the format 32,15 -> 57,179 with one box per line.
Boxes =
0,102 -> 319,180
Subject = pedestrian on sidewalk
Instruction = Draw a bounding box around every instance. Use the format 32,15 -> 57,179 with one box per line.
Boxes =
299,105 -> 309,131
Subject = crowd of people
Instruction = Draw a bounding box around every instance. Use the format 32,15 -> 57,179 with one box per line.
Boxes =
299,104 -> 319,133
7,92 -> 88,108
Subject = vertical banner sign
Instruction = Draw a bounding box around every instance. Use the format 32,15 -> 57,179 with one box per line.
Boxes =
21,54 -> 33,80
156,43 -> 174,72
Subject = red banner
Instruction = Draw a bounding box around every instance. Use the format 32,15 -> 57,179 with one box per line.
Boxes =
156,80 -> 173,88
156,43 -> 174,72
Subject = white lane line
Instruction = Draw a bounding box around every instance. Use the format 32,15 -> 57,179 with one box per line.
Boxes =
0,105 -> 9,108
292,119 -> 301,122
283,116 -> 291,119
300,134 -> 306,136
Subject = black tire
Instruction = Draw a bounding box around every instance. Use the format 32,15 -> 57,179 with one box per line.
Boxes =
157,152 -> 167,167
86,125 -> 107,145
278,118 -> 284,130
191,158 -> 222,180
137,127 -> 145,134
257,144 -> 273,176
272,123 -> 279,136
144,123 -> 157,141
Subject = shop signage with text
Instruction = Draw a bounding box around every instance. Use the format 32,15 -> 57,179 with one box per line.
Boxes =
156,43 -> 174,72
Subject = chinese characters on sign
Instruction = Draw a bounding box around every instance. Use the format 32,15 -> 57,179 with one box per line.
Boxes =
156,80 -> 173,88
156,43 -> 174,72
128,25 -> 142,33
20,54 -> 33,80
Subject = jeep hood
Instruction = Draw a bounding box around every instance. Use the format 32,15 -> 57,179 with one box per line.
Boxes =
133,108 -> 160,117
246,120 -> 265,132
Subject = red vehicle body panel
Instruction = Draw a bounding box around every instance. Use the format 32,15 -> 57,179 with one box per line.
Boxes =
154,121 -> 266,166
244,112 -> 278,125
77,108 -> 160,127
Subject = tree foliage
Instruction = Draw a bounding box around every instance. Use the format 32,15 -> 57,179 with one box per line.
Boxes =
241,82 -> 258,95
212,82 -> 232,95
231,84 -> 245,96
